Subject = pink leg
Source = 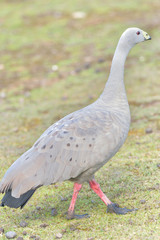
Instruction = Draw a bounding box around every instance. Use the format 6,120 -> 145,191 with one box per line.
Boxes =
89,179 -> 136,215
89,179 -> 112,205
67,182 -> 82,219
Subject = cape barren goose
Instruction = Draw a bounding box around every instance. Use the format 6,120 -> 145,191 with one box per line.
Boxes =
0,28 -> 151,219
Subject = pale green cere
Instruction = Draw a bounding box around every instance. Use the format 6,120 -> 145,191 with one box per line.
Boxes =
0,0 -> 160,239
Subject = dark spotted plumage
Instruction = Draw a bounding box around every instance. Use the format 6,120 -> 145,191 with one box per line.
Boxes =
0,28 -> 151,210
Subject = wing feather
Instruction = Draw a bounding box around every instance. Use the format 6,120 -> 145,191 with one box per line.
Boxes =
0,105 -> 125,198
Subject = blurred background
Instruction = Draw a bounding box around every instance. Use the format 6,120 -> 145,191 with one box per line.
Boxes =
0,0 -> 159,95
0,0 -> 159,136
0,0 -> 160,239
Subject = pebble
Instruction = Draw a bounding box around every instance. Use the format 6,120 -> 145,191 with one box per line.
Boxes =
75,67 -> 82,73
157,164 -> 160,168
40,223 -> 49,228
70,226 -> 76,231
98,58 -> 105,63
128,219 -> 133,225
35,237 -> 40,240
22,231 -> 27,236
5,231 -> 17,239
83,63 -> 91,69
0,227 -> 4,234
0,92 -> 6,98
140,199 -> 146,204
72,11 -> 86,19
56,233 -> 63,239
30,235 -> 36,239
60,196 -> 68,201
36,206 -> 41,210
16,237 -> 23,240
30,235 -> 40,240
51,65 -> 58,71
51,208 -> 58,216
95,69 -> 101,73
145,128 -> 153,134
0,64 -> 4,70
19,221 -> 28,228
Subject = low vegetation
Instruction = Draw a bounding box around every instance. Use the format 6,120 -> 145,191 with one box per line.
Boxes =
0,0 -> 160,239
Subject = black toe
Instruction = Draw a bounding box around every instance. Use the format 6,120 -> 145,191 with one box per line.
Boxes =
107,203 -> 138,215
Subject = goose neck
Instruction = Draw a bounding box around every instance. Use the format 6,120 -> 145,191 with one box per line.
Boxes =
100,37 -> 133,103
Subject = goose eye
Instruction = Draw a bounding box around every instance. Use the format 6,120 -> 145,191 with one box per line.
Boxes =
136,31 -> 140,35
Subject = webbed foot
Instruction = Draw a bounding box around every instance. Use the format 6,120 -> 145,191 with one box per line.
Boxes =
107,203 -> 137,215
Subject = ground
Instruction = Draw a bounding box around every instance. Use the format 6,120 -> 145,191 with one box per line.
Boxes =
0,0 -> 160,239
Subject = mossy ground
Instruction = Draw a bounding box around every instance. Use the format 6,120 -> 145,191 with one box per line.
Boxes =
0,0 -> 160,239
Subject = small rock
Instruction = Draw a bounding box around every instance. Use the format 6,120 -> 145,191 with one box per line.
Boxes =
5,231 -> 17,239
60,196 -> 68,201
40,223 -> 49,228
84,56 -> 92,63
56,233 -> 63,239
0,227 -> 4,234
88,95 -> 94,100
16,237 -> 23,240
157,164 -> 160,168
0,92 -> 6,99
30,235 -> 40,240
145,128 -> 153,134
72,11 -> 86,19
95,69 -> 101,73
22,231 -> 27,236
0,64 -> 4,70
98,58 -> 105,63
35,237 -> 40,240
51,65 -> 58,71
140,199 -> 146,204
30,235 -> 36,239
70,226 -> 76,231
51,208 -> 58,216
75,67 -> 82,73
128,218 -> 133,225
36,206 -> 41,210
19,221 -> 28,228
83,63 -> 91,69
87,238 -> 94,240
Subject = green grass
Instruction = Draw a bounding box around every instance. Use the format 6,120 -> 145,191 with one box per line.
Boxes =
0,0 -> 160,239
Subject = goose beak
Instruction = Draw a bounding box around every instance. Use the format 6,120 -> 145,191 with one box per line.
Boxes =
142,31 -> 151,41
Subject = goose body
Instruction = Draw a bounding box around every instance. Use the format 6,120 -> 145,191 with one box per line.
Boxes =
0,28 -> 151,217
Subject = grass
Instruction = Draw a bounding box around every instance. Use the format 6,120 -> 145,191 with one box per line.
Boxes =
0,0 -> 160,239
